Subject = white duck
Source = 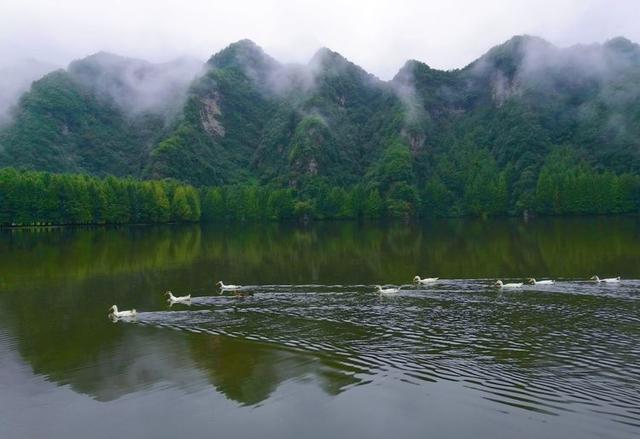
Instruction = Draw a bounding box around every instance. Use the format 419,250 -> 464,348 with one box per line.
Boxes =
494,280 -> 523,289
165,291 -> 191,303
590,275 -> 621,283
108,305 -> 137,318
375,285 -> 401,295
413,276 -> 439,285
217,281 -> 241,291
527,278 -> 555,285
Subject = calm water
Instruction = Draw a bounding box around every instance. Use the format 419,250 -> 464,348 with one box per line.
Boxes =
1,218 -> 639,438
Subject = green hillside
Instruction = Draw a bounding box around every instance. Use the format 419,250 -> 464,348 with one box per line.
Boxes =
1,36 -> 639,220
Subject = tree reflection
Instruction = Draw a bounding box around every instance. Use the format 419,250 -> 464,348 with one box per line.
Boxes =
0,217 -> 638,405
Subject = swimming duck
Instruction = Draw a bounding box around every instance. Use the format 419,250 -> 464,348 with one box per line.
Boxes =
217,281 -> 241,291
494,280 -> 523,289
590,275 -> 621,283
413,276 -> 439,284
375,285 -> 400,295
165,291 -> 191,303
527,278 -> 555,285
108,305 -> 137,318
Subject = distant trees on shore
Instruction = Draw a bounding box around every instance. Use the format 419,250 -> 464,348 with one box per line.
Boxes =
0,164 -> 638,226
0,168 -> 200,226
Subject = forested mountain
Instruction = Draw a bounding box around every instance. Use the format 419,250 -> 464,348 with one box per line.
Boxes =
0,53 -> 202,177
1,36 -> 639,220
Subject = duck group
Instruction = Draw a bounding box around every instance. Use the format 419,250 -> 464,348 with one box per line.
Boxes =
108,274 -> 624,319
492,275 -> 622,289
492,278 -> 554,288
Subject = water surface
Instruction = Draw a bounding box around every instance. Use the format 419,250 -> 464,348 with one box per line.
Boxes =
1,218 -> 639,438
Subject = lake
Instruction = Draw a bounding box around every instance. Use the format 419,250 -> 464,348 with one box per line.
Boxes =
0,217 -> 639,438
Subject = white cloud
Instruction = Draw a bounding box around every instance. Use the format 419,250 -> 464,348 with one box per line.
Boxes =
0,0 -> 638,79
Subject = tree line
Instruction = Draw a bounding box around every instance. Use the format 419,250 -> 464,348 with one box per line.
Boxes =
0,168 -> 200,226
0,163 -> 638,227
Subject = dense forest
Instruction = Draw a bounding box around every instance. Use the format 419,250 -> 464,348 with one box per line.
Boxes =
0,164 -> 637,226
1,35 -> 639,223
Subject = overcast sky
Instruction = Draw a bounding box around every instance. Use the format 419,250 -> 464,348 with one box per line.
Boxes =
1,0 -> 639,79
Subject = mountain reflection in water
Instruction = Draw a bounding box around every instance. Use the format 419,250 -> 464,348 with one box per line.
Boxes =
0,218 -> 639,439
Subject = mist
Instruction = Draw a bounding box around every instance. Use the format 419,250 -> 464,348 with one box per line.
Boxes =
67,52 -> 204,117
466,36 -> 640,143
3,0 -> 639,78
2,0 -> 640,129
0,59 -> 58,125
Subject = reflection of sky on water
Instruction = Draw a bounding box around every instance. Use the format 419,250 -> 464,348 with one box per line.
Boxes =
1,327 -> 627,439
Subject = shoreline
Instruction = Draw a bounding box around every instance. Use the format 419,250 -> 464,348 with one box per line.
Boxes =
1,213 -> 638,230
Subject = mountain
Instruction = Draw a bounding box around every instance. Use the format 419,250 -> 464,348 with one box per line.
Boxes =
1,36 -> 639,216
145,40 -> 402,187
0,53 -> 202,176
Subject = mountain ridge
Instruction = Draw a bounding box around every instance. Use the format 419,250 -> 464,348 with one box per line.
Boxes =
1,35 -> 639,217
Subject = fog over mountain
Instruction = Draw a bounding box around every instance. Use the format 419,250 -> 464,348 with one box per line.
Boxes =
0,59 -> 59,125
67,53 -> 204,116
1,35 -> 639,190
2,0 -> 639,78
2,0 -> 639,130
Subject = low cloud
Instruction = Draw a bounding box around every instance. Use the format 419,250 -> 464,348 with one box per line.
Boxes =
0,59 -> 58,125
69,52 -> 204,118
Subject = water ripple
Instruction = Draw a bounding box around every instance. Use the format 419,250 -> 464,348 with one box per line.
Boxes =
116,279 -> 640,428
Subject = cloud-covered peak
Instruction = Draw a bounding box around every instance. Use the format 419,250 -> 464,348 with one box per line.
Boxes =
67,51 -> 203,116
208,39 -> 279,72
309,47 -> 378,83
392,59 -> 434,82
